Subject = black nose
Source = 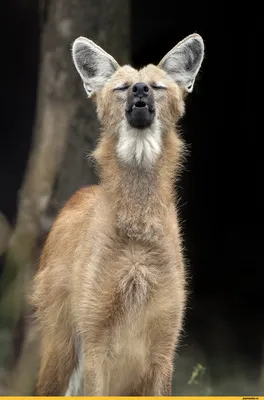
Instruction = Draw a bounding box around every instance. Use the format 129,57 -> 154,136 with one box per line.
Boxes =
132,82 -> 149,98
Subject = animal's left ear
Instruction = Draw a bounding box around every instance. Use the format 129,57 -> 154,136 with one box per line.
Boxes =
158,33 -> 204,93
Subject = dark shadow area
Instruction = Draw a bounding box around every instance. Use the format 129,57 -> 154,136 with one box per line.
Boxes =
0,1 -> 40,226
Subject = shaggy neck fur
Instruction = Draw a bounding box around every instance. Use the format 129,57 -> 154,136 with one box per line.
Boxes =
93,128 -> 184,243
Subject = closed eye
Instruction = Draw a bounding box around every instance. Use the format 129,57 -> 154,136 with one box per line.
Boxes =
151,82 -> 167,90
113,83 -> 129,91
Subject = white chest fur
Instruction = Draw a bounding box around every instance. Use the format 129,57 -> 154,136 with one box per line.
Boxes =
117,121 -> 162,167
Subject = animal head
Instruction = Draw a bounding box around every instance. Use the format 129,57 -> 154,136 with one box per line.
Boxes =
72,34 -> 204,166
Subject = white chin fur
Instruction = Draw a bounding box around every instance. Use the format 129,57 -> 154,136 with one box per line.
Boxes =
116,120 -> 162,167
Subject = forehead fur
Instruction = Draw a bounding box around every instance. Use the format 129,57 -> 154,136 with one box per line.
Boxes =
104,64 -> 180,88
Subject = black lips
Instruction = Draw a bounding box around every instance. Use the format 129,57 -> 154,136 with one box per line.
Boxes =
125,96 -> 155,129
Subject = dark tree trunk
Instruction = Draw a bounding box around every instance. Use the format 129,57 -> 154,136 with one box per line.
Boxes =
42,0 -> 130,228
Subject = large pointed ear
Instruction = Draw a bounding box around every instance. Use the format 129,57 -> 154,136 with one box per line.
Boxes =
72,37 -> 119,97
158,33 -> 204,93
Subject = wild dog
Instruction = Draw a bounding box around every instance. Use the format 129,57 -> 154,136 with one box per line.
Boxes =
29,33 -> 204,396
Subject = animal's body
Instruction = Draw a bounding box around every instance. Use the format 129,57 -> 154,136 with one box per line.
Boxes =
29,33 -> 204,396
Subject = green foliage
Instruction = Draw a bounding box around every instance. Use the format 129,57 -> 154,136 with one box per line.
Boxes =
188,363 -> 213,395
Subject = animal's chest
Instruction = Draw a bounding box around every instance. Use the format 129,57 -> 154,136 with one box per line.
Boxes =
114,243 -> 176,311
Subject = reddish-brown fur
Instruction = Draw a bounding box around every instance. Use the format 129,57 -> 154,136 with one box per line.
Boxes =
29,34 -> 204,396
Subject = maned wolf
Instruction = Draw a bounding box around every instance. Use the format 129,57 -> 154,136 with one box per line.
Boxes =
30,33 -> 204,396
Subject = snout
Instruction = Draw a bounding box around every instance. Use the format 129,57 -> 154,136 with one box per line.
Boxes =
125,82 -> 155,129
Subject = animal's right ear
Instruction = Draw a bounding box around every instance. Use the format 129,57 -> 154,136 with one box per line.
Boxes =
72,37 -> 119,97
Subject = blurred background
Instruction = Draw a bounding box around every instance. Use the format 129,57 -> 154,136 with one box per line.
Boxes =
0,0 -> 260,395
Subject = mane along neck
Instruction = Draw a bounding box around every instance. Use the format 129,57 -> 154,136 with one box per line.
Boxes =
93,128 -> 184,242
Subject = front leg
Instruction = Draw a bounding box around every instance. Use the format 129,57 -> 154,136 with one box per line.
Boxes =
133,314 -> 182,396
82,342 -> 110,396
146,361 -> 173,396
133,358 -> 173,396
36,331 -> 75,396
